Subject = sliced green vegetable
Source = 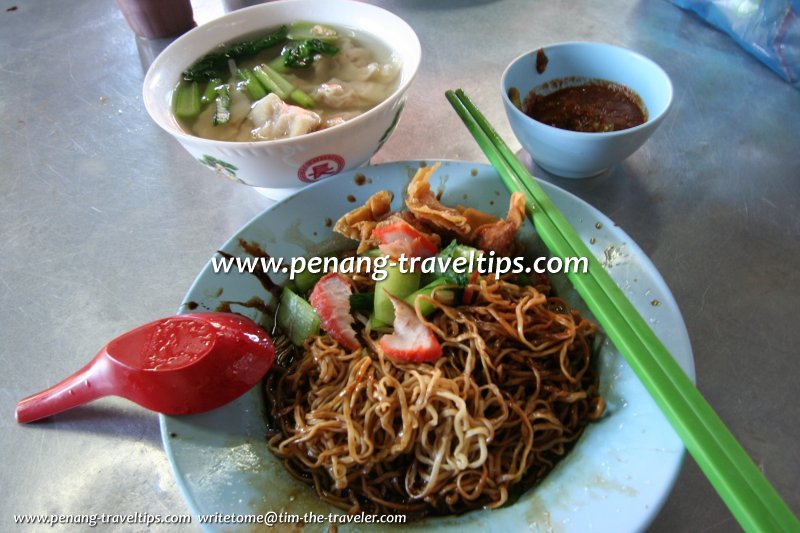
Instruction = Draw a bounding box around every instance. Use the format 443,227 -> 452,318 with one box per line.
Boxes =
287,21 -> 338,43
404,278 -> 457,317
451,242 -> 483,260
277,287 -> 320,346
201,78 -> 223,105
173,81 -> 202,118
183,25 -> 288,81
268,55 -> 289,74
212,84 -> 231,125
259,64 -> 314,108
349,292 -> 374,313
224,26 -> 288,59
427,239 -> 483,287
291,252 -> 343,294
373,263 -> 420,325
252,66 -> 288,100
370,316 -> 390,329
281,39 -> 339,69
287,88 -> 315,108
359,248 -> 383,258
237,69 -> 266,100
261,64 -> 294,94
294,269 -> 325,294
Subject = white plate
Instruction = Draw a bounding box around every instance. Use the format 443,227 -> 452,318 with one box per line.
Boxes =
161,161 -> 694,532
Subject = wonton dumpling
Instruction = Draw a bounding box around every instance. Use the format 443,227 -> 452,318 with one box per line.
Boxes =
191,84 -> 252,141
313,79 -> 395,109
311,38 -> 400,85
249,93 -> 321,140
319,111 -> 361,130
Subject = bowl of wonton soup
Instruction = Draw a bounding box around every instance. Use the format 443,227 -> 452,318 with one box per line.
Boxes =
143,0 -> 421,199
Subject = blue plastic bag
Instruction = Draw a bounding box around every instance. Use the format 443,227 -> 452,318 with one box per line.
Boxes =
671,0 -> 800,89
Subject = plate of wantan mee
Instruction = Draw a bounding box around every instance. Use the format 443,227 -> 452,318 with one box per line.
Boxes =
163,161 -> 694,532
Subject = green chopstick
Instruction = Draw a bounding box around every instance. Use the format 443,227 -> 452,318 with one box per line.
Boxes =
445,88 -> 799,532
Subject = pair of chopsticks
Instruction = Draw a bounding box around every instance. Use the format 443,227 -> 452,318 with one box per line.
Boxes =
445,89 -> 798,532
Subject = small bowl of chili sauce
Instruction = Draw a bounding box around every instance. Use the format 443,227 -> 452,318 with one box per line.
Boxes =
501,42 -> 673,178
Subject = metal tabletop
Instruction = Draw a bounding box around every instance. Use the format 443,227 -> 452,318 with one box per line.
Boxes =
2,1 -> 798,531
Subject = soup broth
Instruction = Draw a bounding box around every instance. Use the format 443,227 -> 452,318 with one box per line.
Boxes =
174,23 -> 401,142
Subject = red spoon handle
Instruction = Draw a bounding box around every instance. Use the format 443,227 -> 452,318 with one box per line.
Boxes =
15,357 -> 111,424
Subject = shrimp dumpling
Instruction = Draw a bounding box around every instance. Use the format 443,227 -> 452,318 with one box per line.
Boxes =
249,93 -> 322,140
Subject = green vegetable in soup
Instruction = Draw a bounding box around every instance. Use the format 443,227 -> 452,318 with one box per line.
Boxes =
287,21 -> 338,43
252,66 -> 287,100
266,54 -> 290,74
183,25 -> 288,81
237,69 -> 267,100
212,84 -> 231,126
257,64 -> 315,108
201,78 -> 223,105
280,39 -> 339,69
173,81 -> 201,118
175,21 -> 400,142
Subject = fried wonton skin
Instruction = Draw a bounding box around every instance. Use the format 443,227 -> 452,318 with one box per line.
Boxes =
406,164 -> 526,256
335,165 -> 526,257
471,192 -> 526,257
333,190 -> 393,252
405,163 -> 471,237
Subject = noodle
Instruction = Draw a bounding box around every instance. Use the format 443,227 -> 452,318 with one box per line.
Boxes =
265,272 -> 604,519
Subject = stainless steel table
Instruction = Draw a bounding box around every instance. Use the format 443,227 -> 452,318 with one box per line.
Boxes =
2,1 -> 798,531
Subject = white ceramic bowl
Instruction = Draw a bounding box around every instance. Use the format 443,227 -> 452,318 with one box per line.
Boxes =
143,0 -> 421,199
501,42 -> 673,178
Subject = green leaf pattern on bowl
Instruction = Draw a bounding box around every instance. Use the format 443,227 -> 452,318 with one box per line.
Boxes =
199,154 -> 242,183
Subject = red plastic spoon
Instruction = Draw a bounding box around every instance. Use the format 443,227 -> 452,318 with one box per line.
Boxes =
15,312 -> 275,423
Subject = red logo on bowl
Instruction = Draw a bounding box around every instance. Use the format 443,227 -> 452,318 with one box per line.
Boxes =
298,154 -> 345,183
